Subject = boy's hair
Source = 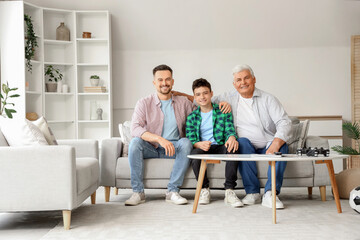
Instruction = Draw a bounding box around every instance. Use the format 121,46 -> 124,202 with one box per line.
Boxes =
192,78 -> 212,92
153,64 -> 173,76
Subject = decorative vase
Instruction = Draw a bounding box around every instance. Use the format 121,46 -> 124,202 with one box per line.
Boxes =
62,84 -> 69,93
96,108 -> 103,120
90,78 -> 100,86
57,80 -> 63,93
56,22 -> 70,41
46,82 -> 57,92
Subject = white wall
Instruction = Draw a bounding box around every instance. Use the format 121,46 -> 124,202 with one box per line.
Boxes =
0,1 -> 26,119
26,0 -> 360,136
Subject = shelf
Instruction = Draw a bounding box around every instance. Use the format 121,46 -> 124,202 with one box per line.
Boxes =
44,62 -> 74,66
26,91 -> 41,95
44,39 -> 72,45
29,59 -> 42,64
23,3 -> 112,141
45,92 -> 74,96
47,120 -> 75,123
78,120 -> 109,123
76,38 -> 108,42
43,8 -> 73,14
77,63 -> 108,66
78,93 -> 108,96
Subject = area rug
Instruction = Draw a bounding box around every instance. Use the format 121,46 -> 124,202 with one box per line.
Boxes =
40,188 -> 359,240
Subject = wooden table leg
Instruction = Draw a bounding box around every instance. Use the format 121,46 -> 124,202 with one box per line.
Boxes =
325,160 -> 342,213
271,161 -> 276,224
193,159 -> 208,213
315,160 -> 342,213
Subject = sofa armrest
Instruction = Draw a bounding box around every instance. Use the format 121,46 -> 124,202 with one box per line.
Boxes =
100,138 -> 123,187
0,146 -> 77,211
305,136 -> 331,186
57,139 -> 99,159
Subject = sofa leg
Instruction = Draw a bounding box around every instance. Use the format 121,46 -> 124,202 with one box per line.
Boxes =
307,187 -> 312,197
114,188 -> 118,195
105,186 -> 110,202
319,186 -> 326,201
91,191 -> 96,204
62,210 -> 71,230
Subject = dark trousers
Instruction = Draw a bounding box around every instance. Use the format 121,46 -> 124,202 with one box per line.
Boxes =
190,144 -> 239,189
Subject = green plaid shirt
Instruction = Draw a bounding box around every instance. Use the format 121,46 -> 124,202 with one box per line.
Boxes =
186,103 -> 237,145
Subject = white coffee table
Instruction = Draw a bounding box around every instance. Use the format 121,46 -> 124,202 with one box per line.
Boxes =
187,154 -> 348,224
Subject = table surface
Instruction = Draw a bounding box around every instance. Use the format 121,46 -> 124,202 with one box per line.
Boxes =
187,154 -> 348,162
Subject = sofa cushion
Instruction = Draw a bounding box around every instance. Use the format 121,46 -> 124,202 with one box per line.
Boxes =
76,157 -> 99,194
116,157 -> 195,179
32,116 -> 58,145
116,156 -> 314,181
0,118 -> 48,146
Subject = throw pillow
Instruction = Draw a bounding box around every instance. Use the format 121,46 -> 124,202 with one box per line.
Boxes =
0,117 -> 48,146
119,121 -> 132,144
119,121 -> 132,157
287,119 -> 310,154
32,116 -> 58,145
0,129 -> 9,146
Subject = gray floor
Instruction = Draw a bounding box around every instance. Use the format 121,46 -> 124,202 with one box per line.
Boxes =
0,187 -> 358,240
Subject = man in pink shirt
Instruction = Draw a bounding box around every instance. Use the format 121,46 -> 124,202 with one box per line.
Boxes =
125,64 -> 195,206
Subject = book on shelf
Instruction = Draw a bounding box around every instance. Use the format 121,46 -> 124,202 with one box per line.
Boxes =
84,86 -> 107,93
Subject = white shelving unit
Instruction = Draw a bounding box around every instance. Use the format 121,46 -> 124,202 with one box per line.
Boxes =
23,2 -> 112,141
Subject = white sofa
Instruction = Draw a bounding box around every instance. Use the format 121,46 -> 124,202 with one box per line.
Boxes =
100,118 -> 332,202
0,130 -> 99,230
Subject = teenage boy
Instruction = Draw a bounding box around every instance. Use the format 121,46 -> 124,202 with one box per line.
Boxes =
186,78 -> 243,207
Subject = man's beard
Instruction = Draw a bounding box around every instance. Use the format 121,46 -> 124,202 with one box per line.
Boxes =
159,85 -> 171,94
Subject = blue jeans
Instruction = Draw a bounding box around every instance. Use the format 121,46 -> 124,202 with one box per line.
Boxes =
237,137 -> 288,194
128,137 -> 192,193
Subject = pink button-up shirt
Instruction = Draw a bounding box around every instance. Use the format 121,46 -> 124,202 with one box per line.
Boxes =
131,93 -> 195,148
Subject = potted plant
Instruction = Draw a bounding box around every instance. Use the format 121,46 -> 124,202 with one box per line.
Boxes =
45,65 -> 63,92
0,82 -> 20,118
90,75 -> 100,86
24,14 -> 38,73
332,121 -> 360,168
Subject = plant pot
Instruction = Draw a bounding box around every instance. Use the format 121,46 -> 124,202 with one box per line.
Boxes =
347,155 -> 360,169
90,78 -> 100,86
46,82 -> 57,92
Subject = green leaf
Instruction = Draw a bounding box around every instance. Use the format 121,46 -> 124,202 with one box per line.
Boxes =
8,109 -> 16,113
9,94 -> 20,98
2,84 -> 7,93
4,108 -> 13,118
10,88 -> 18,91
331,145 -> 360,155
342,121 -> 360,140
0,93 -> 3,99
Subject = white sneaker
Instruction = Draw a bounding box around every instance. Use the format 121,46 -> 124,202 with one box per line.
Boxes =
242,193 -> 261,205
199,188 -> 210,205
224,189 -> 243,207
125,192 -> 145,206
261,191 -> 284,209
165,191 -> 188,205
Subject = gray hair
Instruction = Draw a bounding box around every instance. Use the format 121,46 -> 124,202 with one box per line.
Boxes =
232,64 -> 255,78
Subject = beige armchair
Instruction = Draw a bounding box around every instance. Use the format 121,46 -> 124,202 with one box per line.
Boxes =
0,130 -> 99,230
